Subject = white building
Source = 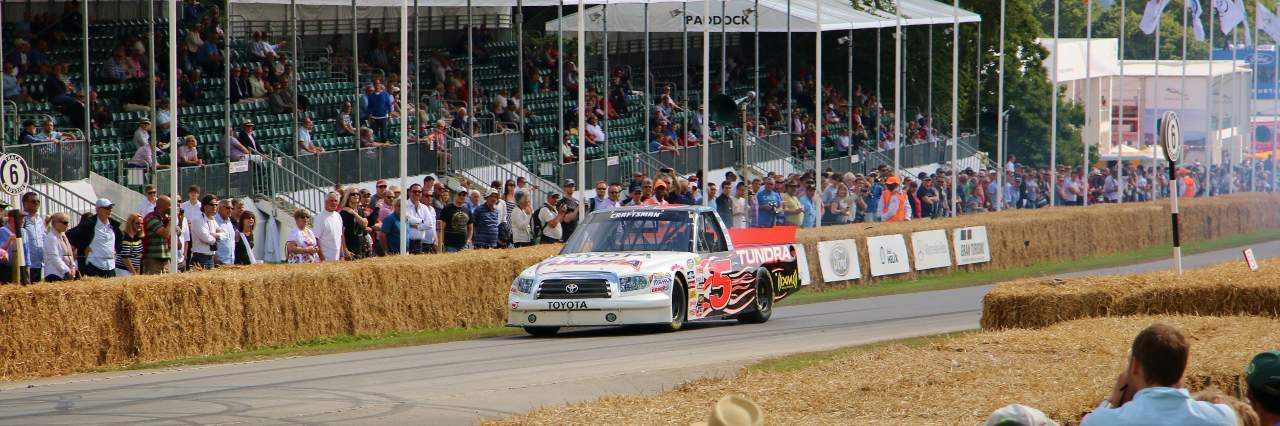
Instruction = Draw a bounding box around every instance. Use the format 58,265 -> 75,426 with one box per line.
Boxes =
1040,38 -> 1253,165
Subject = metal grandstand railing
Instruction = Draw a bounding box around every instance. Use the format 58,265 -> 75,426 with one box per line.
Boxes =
264,146 -> 336,215
448,128 -> 559,197
745,132 -> 804,177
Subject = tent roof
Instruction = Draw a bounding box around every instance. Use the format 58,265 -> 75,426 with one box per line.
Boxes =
229,0 -> 981,25
543,0 -> 977,33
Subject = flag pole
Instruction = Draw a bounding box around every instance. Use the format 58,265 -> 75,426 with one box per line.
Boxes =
1050,0 -> 1059,207
996,0 -> 1006,211
1181,0 -> 1191,199
1252,8 -> 1261,192
1207,0 -> 1216,195
1273,0 -> 1280,192
1153,5 -> 1162,202
951,0 -> 960,216
399,0 -> 409,255
1118,0 -> 1128,204
814,0 -> 823,225
1084,0 -> 1093,206
894,0 -> 903,173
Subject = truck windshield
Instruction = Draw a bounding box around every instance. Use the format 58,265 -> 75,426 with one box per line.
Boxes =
560,209 -> 694,254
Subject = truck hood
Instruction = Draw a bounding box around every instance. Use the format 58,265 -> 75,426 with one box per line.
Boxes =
528,252 -> 694,277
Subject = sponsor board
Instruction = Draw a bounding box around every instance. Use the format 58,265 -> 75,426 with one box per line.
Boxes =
911,230 -> 953,271
953,226 -> 991,266
817,239 -> 862,283
791,244 -> 812,287
866,234 -> 911,277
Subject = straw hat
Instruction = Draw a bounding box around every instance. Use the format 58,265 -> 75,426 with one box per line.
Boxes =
690,395 -> 763,426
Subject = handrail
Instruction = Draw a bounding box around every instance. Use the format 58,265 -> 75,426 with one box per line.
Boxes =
264,146 -> 331,215
447,128 -> 560,197
744,131 -> 805,176
14,168 -> 127,222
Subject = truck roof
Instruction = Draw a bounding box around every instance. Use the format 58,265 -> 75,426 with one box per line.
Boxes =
593,204 -> 715,214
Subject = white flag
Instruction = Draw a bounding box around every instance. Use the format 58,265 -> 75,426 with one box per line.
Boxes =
1259,1 -> 1280,43
1140,0 -> 1173,34
1215,0 -> 1247,35
1188,0 -> 1207,41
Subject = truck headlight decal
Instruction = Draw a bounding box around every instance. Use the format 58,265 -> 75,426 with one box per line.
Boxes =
619,276 -> 650,292
513,277 -> 536,294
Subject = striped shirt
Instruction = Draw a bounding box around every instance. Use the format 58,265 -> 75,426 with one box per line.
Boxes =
143,212 -> 173,259
116,234 -> 143,271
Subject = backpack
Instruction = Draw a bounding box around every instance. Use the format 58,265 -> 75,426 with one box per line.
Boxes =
531,204 -> 551,245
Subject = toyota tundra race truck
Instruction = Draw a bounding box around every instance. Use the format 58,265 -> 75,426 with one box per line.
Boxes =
507,205 -> 811,336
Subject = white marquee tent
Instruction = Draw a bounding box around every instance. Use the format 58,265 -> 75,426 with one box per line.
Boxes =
545,0 -> 979,33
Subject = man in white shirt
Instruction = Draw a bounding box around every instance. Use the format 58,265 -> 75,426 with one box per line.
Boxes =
1081,323 -> 1237,426
404,184 -> 437,254
135,184 -> 158,216
297,117 -> 324,154
312,192 -> 345,261
82,199 -> 120,277
188,194 -> 225,270
584,116 -> 606,145
213,200 -> 237,265
537,192 -> 564,243
20,192 -> 46,281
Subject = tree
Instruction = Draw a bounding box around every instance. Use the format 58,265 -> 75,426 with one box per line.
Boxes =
968,0 -> 1087,167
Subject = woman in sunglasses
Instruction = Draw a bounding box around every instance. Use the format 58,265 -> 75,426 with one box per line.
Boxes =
42,213 -> 78,281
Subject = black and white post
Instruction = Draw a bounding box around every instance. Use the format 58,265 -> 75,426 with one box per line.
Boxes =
1160,111 -> 1183,275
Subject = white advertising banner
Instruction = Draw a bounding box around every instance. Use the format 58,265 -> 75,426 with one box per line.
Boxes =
953,226 -> 992,266
817,239 -> 862,283
911,230 -> 953,271
791,244 -> 813,286
867,234 -> 911,277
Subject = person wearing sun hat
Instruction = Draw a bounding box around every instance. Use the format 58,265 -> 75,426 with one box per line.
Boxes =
1246,351 -> 1280,426
985,404 -> 1059,426
690,394 -> 763,426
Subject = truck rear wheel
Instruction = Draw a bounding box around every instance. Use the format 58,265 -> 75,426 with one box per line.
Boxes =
523,326 -> 560,337
660,276 -> 688,332
738,269 -> 773,324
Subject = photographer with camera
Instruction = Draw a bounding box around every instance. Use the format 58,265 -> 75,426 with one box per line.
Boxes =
754,178 -> 782,228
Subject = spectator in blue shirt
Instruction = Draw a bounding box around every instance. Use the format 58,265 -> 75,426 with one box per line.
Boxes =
364,82 -> 394,142
1081,323 -> 1237,426
471,189 -> 502,249
380,202 -> 402,255
755,179 -> 781,227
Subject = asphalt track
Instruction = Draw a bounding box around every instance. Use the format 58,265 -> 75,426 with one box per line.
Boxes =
0,240 -> 1275,425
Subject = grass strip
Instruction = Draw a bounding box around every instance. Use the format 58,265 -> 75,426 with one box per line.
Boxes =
779,228 -> 1280,306
100,326 -> 520,373
87,229 -> 1280,376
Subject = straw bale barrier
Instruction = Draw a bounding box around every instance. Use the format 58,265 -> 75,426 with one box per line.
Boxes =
981,258 -> 1280,330
487,315 -> 1277,425
0,194 -> 1275,380
0,244 -> 561,380
793,193 -> 1280,287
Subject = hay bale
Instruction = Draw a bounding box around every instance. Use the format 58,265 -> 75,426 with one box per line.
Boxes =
0,244 -> 560,380
486,315 -> 1276,425
981,258 -> 1280,330
796,193 -> 1280,288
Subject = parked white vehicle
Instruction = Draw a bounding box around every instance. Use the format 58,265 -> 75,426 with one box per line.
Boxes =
508,205 -> 810,336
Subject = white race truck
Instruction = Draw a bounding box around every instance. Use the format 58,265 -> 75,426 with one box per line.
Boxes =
508,205 -> 810,336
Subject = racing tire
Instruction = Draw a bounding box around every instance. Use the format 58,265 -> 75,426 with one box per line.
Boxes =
659,276 -> 689,332
523,326 -> 560,337
737,269 -> 774,324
